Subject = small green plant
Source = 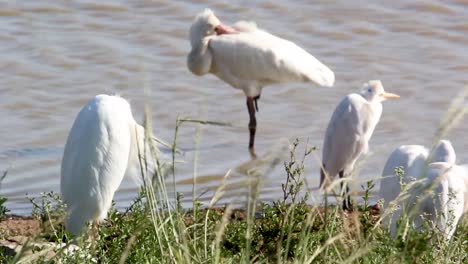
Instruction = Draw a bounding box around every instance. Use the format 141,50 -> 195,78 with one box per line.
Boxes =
28,191 -> 67,243
0,170 -> 9,220
395,165 -> 405,188
6,110 -> 468,263
281,138 -> 315,204
361,179 -> 375,209
0,196 -> 8,220
29,191 -> 66,223
359,179 -> 378,237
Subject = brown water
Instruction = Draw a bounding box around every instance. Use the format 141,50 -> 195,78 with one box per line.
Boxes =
1,0 -> 467,215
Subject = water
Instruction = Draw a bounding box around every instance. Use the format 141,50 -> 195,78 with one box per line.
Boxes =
1,0 -> 467,215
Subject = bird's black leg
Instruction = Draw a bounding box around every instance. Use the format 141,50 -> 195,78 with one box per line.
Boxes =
339,170 -> 352,211
246,97 -> 257,152
346,184 -> 352,210
253,95 -> 260,112
321,165 -> 328,221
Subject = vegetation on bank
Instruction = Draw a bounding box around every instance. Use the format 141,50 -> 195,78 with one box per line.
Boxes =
0,171 -> 9,221
0,138 -> 466,263
1,94 -> 468,263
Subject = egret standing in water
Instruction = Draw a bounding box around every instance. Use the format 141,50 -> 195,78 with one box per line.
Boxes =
61,94 -> 157,235
320,80 -> 399,210
380,140 -> 457,237
187,9 -> 335,154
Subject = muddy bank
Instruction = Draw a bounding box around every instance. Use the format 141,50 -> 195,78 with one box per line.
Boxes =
0,205 -> 381,241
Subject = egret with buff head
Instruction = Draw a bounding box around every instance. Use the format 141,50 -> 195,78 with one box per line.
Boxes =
321,80 -> 399,210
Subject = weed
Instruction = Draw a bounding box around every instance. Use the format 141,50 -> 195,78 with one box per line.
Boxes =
0,170 -> 9,220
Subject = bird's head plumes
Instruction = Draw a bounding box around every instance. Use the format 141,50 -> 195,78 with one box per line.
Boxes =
433,139 -> 456,164
361,80 -> 400,102
189,9 -> 221,46
189,9 -> 238,47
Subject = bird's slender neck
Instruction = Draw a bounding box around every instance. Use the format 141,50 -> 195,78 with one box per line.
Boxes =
360,93 -> 373,103
188,37 -> 213,76
365,95 -> 381,105
191,37 -> 210,55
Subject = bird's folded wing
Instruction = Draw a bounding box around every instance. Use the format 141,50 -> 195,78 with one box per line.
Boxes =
322,95 -> 363,178
210,31 -> 334,87
232,20 -> 257,32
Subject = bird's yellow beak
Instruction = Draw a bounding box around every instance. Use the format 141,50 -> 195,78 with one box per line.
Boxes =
382,92 -> 400,99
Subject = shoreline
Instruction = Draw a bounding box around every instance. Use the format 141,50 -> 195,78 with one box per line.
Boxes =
0,204 -> 381,239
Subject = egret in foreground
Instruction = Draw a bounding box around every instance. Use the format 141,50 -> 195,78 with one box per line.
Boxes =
396,162 -> 468,239
379,140 -> 457,237
187,9 -> 335,154
320,80 -> 399,210
61,94 -> 158,235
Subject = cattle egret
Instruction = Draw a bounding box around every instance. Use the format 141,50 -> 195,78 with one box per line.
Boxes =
379,140 -> 456,236
61,94 -> 158,235
388,162 -> 468,239
187,9 -> 335,153
320,80 -> 399,210
432,140 -> 456,165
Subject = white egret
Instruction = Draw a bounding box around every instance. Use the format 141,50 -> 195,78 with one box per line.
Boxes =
60,94 -> 158,235
380,140 -> 456,209
187,9 -> 335,152
432,140 -> 456,165
379,140 -> 456,236
320,80 -> 399,210
394,162 -> 468,239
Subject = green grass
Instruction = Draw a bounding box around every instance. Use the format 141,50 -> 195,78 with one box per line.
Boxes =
1,137 -> 467,263
2,91 -> 468,263
3,187 -> 467,263
0,170 -> 9,221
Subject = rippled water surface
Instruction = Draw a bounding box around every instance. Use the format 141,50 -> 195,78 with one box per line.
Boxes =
1,0 -> 467,214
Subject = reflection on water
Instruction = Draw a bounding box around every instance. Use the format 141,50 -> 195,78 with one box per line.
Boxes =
0,0 -> 467,215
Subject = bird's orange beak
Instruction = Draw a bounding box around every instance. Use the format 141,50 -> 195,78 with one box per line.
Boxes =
215,24 -> 238,35
382,92 -> 400,99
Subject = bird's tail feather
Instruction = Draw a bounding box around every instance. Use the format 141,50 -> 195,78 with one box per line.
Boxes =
310,64 -> 335,88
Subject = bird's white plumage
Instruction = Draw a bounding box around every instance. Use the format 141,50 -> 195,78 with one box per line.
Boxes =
430,163 -> 468,239
321,80 -> 399,185
209,31 -> 335,96
380,145 -> 429,209
322,93 -> 380,181
379,140 -> 457,237
380,140 -> 456,208
320,80 -> 399,209
232,20 -> 257,32
432,140 -> 456,165
60,94 -> 153,235
393,162 -> 468,239
187,9 -> 335,98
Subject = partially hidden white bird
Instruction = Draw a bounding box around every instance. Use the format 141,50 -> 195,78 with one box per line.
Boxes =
389,162 -> 468,239
380,140 -> 456,211
379,140 -> 458,237
320,80 -> 400,210
187,9 -> 335,152
60,94 -> 158,235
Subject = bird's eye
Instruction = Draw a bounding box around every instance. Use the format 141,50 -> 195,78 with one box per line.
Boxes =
367,88 -> 372,92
